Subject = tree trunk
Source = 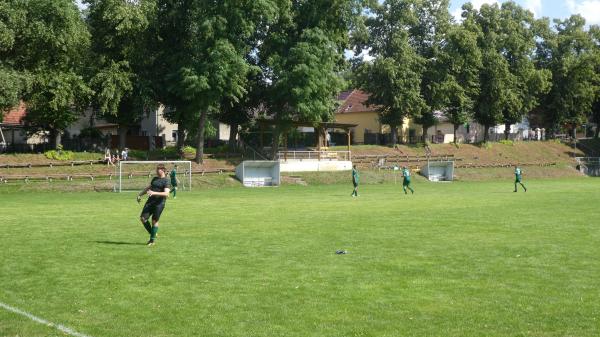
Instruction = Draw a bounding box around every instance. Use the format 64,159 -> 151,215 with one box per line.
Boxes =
194,111 -> 208,164
504,122 -> 511,140
390,126 -> 398,146
50,129 -> 62,149
228,122 -> 239,152
483,125 -> 490,142
453,124 -> 459,144
271,127 -> 280,160
118,125 -> 127,150
176,127 -> 186,158
422,125 -> 429,143
595,126 -> 599,139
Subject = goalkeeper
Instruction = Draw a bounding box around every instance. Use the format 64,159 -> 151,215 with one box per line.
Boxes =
137,164 -> 171,246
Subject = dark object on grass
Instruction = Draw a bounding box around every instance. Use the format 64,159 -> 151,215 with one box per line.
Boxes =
335,250 -> 348,254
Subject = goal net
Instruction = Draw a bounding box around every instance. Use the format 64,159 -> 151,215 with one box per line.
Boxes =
116,160 -> 192,192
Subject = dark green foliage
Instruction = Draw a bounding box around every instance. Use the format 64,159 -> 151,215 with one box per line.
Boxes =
150,0 -> 279,162
353,0 -> 426,145
434,25 -> 482,143
0,0 -> 90,148
461,2 -> 551,141
85,0 -> 157,150
540,16 -> 599,134
259,0 -> 366,153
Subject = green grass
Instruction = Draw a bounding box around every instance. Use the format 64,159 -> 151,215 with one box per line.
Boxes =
1,178 -> 600,337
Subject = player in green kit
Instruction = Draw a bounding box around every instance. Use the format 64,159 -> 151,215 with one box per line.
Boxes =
514,165 -> 527,192
401,166 -> 414,194
169,165 -> 179,199
137,164 -> 171,246
351,165 -> 359,197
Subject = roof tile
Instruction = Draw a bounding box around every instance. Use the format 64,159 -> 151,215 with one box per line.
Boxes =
2,102 -> 27,125
336,89 -> 380,114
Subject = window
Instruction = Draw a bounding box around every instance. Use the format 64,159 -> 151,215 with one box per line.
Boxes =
142,131 -> 147,136
172,130 -> 178,141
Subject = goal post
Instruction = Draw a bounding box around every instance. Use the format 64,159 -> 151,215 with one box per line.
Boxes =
117,160 -> 192,192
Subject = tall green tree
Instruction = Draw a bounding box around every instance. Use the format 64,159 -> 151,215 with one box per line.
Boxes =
543,15 -> 598,137
433,24 -> 482,143
353,0 -> 426,145
0,0 -> 90,148
411,0 -> 452,143
85,0 -> 156,150
589,25 -> 600,139
260,0 -> 367,152
151,0 -> 278,163
462,2 -> 550,142
496,2 -> 551,140
0,1 -> 29,116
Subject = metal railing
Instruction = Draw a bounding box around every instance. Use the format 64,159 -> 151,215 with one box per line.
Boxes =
277,151 -> 351,161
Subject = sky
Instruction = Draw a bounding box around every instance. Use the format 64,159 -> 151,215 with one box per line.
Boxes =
450,0 -> 600,25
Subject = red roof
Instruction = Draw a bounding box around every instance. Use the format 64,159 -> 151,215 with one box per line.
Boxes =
2,102 -> 27,125
336,89 -> 380,114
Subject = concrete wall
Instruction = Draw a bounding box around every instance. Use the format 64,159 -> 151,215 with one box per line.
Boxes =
279,159 -> 352,172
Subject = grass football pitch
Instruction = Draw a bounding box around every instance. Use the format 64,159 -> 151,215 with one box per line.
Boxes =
1,178 -> 599,337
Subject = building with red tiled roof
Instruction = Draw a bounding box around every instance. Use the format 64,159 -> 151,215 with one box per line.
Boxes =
335,89 -> 396,144
1,102 -> 32,150
1,102 -> 27,126
335,89 -> 497,144
335,89 -> 381,144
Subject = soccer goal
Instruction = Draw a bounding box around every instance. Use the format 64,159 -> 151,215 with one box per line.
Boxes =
116,160 -> 192,192
421,160 -> 454,182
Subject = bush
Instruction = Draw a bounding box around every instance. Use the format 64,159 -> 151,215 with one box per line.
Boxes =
478,141 -> 493,149
44,148 -> 74,161
499,140 -> 514,146
182,146 -> 196,155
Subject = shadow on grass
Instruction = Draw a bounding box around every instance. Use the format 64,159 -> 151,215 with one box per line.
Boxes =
94,240 -> 145,246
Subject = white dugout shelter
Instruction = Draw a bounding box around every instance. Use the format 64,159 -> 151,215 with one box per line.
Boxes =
236,161 -> 281,187
420,160 -> 454,182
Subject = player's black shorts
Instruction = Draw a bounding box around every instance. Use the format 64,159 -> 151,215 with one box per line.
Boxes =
141,201 -> 166,221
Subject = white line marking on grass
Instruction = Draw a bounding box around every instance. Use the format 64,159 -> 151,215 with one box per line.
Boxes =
0,301 -> 93,337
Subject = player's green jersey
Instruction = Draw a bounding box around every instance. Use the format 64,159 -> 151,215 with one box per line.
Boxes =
515,168 -> 522,179
352,168 -> 359,185
402,168 -> 411,180
170,169 -> 177,186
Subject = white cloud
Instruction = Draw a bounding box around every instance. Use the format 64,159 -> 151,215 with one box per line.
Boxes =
523,0 -> 542,17
452,7 -> 464,21
566,0 -> 600,25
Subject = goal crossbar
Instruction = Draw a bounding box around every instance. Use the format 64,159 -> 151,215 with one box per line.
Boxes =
117,160 -> 192,192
